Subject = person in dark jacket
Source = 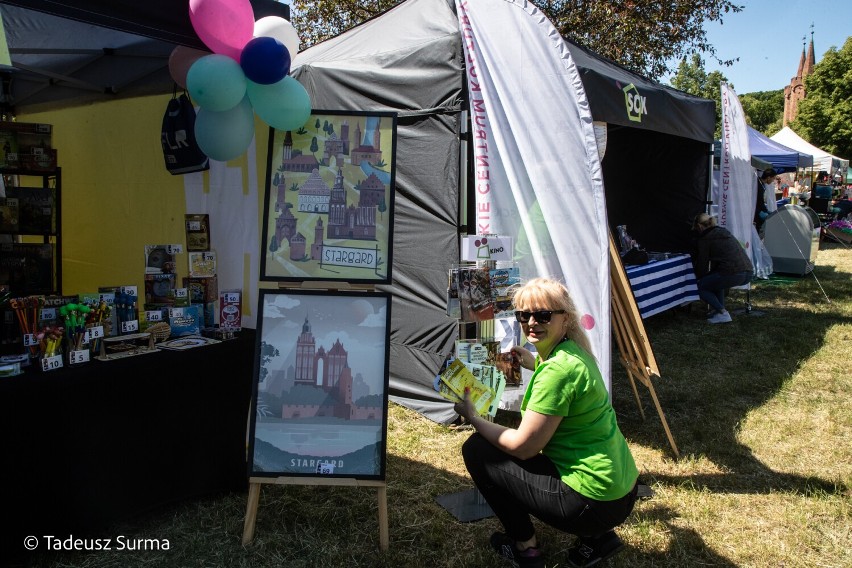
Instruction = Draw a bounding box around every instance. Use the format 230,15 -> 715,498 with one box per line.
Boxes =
692,213 -> 754,324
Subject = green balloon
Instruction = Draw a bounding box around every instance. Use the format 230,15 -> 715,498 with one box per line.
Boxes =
194,95 -> 256,161
246,76 -> 311,131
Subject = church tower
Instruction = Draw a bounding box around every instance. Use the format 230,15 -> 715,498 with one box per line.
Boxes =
294,316 -> 316,385
783,31 -> 816,126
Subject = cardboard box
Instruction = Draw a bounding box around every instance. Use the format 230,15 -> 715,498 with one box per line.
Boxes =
169,305 -> 203,337
144,274 -> 176,304
219,289 -> 241,330
183,276 -> 218,303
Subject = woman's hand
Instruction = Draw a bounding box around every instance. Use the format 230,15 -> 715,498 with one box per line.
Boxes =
511,345 -> 536,370
453,388 -> 477,422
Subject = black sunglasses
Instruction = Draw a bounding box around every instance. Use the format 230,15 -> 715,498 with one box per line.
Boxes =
514,310 -> 566,324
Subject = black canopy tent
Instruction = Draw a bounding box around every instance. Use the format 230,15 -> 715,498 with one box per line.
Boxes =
0,0 -> 288,112
564,39 -> 716,254
0,0 -> 715,424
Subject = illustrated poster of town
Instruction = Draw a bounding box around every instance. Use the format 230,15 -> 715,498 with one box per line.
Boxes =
249,289 -> 392,480
260,110 -> 397,285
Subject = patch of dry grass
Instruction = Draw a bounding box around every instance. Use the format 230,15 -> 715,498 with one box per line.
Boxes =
18,242 -> 852,568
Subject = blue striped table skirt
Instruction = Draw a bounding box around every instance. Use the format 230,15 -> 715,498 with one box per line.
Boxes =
625,254 -> 699,318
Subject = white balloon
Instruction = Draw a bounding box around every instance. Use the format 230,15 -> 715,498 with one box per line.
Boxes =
254,16 -> 300,59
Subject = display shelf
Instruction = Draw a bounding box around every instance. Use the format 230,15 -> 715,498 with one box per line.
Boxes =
0,166 -> 61,295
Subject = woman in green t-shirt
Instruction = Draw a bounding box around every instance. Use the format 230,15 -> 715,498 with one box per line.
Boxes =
455,278 -> 639,568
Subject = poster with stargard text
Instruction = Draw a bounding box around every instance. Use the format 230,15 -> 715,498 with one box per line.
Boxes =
260,110 -> 397,285
248,289 -> 391,480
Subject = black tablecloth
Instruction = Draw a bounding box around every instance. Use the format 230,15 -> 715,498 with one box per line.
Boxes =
0,330 -> 256,560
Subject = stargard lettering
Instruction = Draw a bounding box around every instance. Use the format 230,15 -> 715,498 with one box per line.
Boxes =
323,249 -> 374,266
290,459 -> 343,468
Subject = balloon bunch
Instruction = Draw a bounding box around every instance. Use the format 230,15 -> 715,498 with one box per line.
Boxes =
168,0 -> 313,162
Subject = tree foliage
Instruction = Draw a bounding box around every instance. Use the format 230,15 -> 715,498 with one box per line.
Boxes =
291,0 -> 743,80
670,53 -> 785,139
669,53 -> 731,138
739,90 -> 783,137
793,37 -> 852,161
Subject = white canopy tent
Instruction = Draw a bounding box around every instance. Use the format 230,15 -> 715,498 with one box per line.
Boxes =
771,126 -> 848,174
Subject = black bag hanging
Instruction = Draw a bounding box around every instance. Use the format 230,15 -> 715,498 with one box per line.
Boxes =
161,88 -> 209,175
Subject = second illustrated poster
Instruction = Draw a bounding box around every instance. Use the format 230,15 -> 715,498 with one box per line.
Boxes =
249,289 -> 392,480
261,110 -> 397,285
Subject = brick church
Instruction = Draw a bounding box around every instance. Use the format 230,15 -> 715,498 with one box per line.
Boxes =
783,33 -> 815,126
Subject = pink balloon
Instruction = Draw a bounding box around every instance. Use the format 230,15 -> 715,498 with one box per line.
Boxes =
168,45 -> 210,89
189,0 -> 255,61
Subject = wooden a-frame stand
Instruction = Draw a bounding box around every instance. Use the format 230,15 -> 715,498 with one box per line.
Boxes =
242,476 -> 389,550
609,235 -> 680,459
242,283 -> 390,550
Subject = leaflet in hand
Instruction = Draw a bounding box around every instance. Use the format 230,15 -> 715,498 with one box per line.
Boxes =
435,358 -> 506,417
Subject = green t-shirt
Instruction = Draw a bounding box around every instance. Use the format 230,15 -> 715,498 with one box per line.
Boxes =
521,340 -> 638,501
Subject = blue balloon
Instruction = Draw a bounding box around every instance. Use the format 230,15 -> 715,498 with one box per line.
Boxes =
240,36 -> 291,85
246,76 -> 312,131
194,95 -> 255,161
187,54 -> 247,111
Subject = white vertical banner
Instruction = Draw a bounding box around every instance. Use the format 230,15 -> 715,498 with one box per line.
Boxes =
719,83 -> 757,255
456,0 -> 610,388
184,140 -> 260,329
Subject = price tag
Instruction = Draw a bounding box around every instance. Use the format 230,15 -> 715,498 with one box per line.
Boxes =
174,288 -> 188,299
69,350 -> 90,364
99,293 -> 115,305
121,320 -> 139,333
24,333 -> 38,347
187,220 -> 201,231
166,244 -> 183,254
40,307 -> 57,321
120,285 -> 138,297
169,307 -> 185,319
145,310 -> 163,322
87,325 -> 105,340
41,354 -> 64,372
224,292 -> 240,303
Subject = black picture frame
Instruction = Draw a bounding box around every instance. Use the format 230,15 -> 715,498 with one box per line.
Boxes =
260,110 -> 397,285
248,288 -> 392,480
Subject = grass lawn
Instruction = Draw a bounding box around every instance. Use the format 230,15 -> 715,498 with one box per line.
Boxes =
20,242 -> 852,568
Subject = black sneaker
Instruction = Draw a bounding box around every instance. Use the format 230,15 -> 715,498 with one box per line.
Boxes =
566,530 -> 624,567
489,532 -> 546,568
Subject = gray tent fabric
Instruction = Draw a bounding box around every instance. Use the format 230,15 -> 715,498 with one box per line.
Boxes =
292,0 -> 464,424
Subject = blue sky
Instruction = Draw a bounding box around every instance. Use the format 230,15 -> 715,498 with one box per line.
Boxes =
666,0 -> 852,94
278,0 -> 850,95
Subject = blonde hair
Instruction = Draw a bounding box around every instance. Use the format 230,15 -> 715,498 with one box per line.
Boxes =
692,212 -> 717,231
511,277 -> 593,357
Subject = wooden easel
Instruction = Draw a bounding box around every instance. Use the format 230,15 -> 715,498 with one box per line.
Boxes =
242,476 -> 389,550
242,283 -> 389,550
608,235 -> 680,459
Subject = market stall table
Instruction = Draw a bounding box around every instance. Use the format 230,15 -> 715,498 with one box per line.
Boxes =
0,330 -> 256,560
625,254 -> 699,318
